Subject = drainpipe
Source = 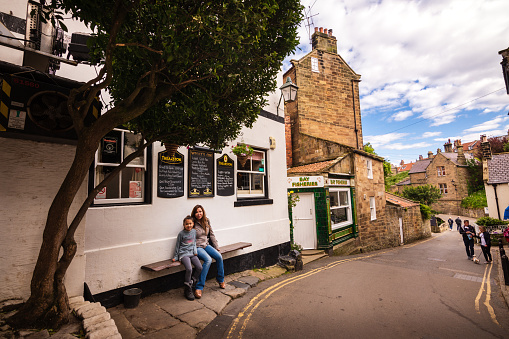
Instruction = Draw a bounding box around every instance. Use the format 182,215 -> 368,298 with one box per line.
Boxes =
493,183 -> 501,220
351,79 -> 360,149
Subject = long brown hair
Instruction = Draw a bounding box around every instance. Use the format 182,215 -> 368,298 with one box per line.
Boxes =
191,205 -> 209,232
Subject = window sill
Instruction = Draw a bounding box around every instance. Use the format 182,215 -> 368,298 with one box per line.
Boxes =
234,198 -> 273,207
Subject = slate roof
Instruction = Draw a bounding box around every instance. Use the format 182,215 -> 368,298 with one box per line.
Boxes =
287,159 -> 335,174
385,192 -> 419,208
487,153 -> 509,184
440,152 -> 473,165
396,178 -> 411,186
408,159 -> 432,174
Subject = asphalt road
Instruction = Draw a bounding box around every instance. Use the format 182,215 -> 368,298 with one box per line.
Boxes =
203,230 -> 509,339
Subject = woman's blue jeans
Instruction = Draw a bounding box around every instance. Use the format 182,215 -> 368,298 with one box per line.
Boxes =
196,245 -> 224,290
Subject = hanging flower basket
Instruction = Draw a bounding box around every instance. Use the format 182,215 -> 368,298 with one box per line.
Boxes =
163,143 -> 179,157
237,154 -> 249,167
231,143 -> 253,167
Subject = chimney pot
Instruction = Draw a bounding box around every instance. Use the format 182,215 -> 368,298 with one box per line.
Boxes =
319,27 -> 323,33
328,29 -> 333,36
314,27 -> 318,32
419,155 -> 423,160
428,151 -> 433,158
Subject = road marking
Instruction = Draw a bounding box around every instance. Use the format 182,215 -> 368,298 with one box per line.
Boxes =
473,263 -> 499,326
475,265 -> 488,312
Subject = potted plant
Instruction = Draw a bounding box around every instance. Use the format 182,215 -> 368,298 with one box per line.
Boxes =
231,143 -> 254,167
161,141 -> 179,157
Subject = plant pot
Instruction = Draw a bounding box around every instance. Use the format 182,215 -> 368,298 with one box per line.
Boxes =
237,154 -> 249,167
123,288 -> 142,308
163,143 -> 179,157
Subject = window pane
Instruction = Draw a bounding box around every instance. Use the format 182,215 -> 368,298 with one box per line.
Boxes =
237,172 -> 250,191
251,174 -> 264,193
124,132 -> 144,166
238,158 -> 252,171
252,152 -> 264,173
339,191 -> 348,206
330,192 -> 338,207
99,130 -> 122,164
95,165 -> 120,199
121,167 -> 144,198
331,207 -> 348,224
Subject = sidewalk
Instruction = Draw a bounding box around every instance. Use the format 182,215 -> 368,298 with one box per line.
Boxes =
109,265 -> 289,338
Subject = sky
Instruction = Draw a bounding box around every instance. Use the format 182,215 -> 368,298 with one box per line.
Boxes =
269,0 -> 509,165
57,1 -> 509,166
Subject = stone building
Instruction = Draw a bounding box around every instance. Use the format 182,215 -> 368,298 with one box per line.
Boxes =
385,193 -> 431,244
284,27 -> 408,253
397,140 -> 473,215
481,136 -> 509,220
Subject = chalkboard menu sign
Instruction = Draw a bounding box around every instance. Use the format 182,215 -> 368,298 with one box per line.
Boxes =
188,149 -> 215,198
217,154 -> 235,196
157,151 -> 184,198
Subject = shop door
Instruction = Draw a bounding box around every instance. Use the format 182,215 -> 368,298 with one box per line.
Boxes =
292,193 -> 317,249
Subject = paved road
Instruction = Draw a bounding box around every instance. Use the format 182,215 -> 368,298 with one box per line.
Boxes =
208,231 -> 509,339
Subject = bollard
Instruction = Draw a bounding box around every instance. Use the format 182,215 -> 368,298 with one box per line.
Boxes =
501,254 -> 509,286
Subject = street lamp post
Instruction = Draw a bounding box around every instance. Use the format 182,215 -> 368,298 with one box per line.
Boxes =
276,77 -> 299,116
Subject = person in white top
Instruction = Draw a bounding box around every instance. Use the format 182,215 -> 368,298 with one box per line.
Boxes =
476,225 -> 492,263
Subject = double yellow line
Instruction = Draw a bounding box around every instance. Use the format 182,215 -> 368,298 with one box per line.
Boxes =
227,251 -> 385,339
474,262 -> 499,326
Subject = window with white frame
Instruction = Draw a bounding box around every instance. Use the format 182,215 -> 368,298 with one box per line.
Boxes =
329,188 -> 352,229
439,183 -> 448,194
311,57 -> 319,73
367,159 -> 373,179
237,149 -> 266,197
370,197 -> 376,220
437,166 -> 446,176
93,129 -> 148,204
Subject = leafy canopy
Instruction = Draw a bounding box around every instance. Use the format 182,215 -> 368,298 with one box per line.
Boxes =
401,184 -> 442,206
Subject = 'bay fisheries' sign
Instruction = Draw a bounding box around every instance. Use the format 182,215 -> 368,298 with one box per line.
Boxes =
217,154 -> 234,196
287,176 -> 324,188
157,151 -> 184,198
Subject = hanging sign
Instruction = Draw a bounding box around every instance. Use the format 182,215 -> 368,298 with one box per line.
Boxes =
157,151 -> 184,198
217,154 -> 234,196
188,149 -> 215,198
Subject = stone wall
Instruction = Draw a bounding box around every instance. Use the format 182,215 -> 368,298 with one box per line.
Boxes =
385,204 -> 431,244
292,133 -> 352,166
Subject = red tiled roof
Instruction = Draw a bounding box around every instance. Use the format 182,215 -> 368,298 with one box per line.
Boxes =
385,192 -> 419,208
287,160 -> 335,174
397,162 -> 414,172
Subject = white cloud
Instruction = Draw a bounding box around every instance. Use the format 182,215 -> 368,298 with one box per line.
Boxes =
463,115 -> 509,133
389,110 -> 413,122
422,131 -> 442,138
364,132 -> 409,148
383,142 -> 432,150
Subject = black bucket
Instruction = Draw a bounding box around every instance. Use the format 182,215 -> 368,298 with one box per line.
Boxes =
123,288 -> 142,308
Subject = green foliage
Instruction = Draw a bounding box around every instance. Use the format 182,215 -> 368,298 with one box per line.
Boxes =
290,242 -> 303,252
382,160 -> 392,178
420,203 -> 432,220
460,190 -> 487,209
385,171 -> 409,191
287,191 -> 300,209
504,142 -> 509,152
363,142 -> 376,154
465,158 -> 483,194
231,143 -> 254,157
475,216 -> 509,227
402,184 -> 442,206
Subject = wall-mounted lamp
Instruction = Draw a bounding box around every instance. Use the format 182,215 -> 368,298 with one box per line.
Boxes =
276,77 -> 299,117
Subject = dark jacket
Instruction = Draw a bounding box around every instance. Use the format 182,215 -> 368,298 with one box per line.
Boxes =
455,217 -> 462,226
475,231 -> 491,247
459,224 -> 475,242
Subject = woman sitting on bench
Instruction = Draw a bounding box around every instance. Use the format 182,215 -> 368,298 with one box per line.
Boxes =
192,204 -> 225,299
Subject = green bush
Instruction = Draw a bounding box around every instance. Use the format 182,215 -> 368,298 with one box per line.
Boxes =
385,171 -> 409,191
461,190 -> 487,209
475,216 -> 509,227
420,203 -> 432,220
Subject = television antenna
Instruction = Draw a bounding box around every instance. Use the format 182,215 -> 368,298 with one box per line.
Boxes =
304,0 -> 319,45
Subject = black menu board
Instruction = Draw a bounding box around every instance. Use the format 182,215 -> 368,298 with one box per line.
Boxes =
217,154 -> 234,196
157,151 -> 184,198
188,149 -> 214,198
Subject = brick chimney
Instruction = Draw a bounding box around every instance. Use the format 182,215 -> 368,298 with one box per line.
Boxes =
312,27 -> 337,54
418,155 -> 423,161
427,151 -> 433,159
456,139 -> 466,165
444,139 -> 453,153
480,134 -> 491,181
400,160 -> 404,166
437,148 -> 441,154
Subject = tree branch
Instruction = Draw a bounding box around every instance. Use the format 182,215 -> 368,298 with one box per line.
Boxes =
115,43 -> 163,55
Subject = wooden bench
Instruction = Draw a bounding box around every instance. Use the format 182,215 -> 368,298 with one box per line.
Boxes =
141,242 -> 252,272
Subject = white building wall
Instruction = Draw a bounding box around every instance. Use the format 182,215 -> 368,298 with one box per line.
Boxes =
84,114 -> 289,294
0,137 -> 87,301
485,183 -> 509,220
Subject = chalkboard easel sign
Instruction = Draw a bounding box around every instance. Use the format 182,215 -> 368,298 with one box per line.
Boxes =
217,154 -> 234,196
188,149 -> 215,198
157,151 -> 184,198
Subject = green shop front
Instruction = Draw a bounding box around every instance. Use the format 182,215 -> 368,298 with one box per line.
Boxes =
287,175 -> 358,251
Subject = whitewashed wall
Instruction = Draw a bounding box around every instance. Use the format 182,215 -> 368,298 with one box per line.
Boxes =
84,114 -> 290,294
485,183 -> 509,220
0,137 -> 87,301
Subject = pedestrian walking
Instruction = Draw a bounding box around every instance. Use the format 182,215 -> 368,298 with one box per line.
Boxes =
475,225 -> 492,263
172,215 -> 202,301
459,219 -> 475,260
448,217 -> 454,231
455,216 -> 462,231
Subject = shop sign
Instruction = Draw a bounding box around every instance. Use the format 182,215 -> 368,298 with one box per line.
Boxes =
287,176 -> 324,188
129,181 -> 142,198
325,178 -> 350,186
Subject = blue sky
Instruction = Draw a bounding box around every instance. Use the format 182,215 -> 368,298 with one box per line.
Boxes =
270,0 -> 509,165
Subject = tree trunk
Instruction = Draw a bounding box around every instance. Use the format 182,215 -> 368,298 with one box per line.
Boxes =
8,140 -> 97,329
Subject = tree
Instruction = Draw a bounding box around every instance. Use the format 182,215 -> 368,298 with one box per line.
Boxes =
9,0 -> 303,329
363,142 -> 376,154
465,158 -> 483,194
401,185 -> 442,206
